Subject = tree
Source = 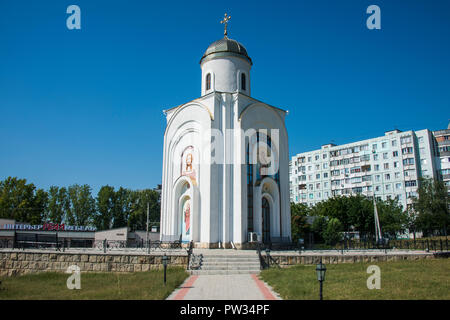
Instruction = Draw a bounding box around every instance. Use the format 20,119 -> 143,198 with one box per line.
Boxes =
95,185 -> 115,230
67,184 -> 96,226
46,186 -> 69,223
347,195 -> 373,239
376,198 -> 408,239
322,217 -> 343,245
32,188 -> 48,224
0,177 -> 48,223
112,187 -> 133,229
311,215 -> 328,243
413,178 -> 450,236
290,202 -> 310,242
128,189 -> 161,231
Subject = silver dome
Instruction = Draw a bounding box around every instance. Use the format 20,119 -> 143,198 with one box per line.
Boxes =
200,37 -> 252,65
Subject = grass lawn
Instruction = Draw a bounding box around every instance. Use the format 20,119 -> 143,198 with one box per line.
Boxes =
0,267 -> 189,300
260,259 -> 450,300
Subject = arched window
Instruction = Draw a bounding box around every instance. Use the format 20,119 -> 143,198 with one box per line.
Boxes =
206,73 -> 211,91
241,73 -> 246,91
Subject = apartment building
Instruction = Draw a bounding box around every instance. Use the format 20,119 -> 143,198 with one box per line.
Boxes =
433,124 -> 450,194
289,128 -> 438,210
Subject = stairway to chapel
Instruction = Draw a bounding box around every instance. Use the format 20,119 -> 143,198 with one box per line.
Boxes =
188,250 -> 261,275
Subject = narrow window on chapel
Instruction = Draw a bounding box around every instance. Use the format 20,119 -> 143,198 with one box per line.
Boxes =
241,73 -> 246,91
206,73 -> 211,91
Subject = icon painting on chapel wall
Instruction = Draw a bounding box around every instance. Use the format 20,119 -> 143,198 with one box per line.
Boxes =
183,200 -> 191,236
181,146 -> 196,183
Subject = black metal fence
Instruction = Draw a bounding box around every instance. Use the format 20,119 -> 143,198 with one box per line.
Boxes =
295,236 -> 450,252
0,236 -> 184,252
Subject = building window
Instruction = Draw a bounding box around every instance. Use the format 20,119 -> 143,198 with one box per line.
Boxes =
241,73 -> 246,91
402,147 -> 413,154
400,135 -> 412,144
393,151 -> 398,157
405,180 -> 417,187
350,167 -> 361,173
206,73 -> 211,91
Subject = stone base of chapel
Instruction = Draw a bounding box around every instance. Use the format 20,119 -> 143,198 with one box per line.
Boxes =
191,242 -> 263,250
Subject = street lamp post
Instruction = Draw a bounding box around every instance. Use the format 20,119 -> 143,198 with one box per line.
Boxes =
316,258 -> 327,300
162,254 -> 169,285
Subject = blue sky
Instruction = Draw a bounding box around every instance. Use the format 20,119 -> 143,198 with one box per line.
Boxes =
0,0 -> 449,194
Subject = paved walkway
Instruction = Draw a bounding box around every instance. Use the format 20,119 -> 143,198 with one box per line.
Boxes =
166,274 -> 282,300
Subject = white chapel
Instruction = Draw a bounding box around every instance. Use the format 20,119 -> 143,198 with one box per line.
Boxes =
160,15 -> 291,249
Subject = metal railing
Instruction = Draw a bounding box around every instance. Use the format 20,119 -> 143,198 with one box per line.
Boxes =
0,237 -> 186,253
186,241 -> 202,270
296,236 -> 449,252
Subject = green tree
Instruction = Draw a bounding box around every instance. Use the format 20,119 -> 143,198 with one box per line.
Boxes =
67,184 -> 96,226
322,217 -> 343,245
32,188 -> 49,224
311,215 -> 328,243
95,185 -> 115,230
413,178 -> 450,236
347,195 -> 374,239
290,202 -> 310,242
376,198 -> 408,239
128,189 -> 161,231
0,177 -> 48,223
46,186 -> 69,223
112,187 -> 133,229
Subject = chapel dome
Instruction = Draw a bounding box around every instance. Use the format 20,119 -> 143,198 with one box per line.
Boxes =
200,37 -> 252,65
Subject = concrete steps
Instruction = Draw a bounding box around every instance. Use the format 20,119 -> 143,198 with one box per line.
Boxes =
189,252 -> 261,275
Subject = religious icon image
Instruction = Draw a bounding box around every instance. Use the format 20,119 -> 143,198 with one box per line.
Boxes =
185,153 -> 193,173
181,147 -> 196,182
184,200 -> 191,235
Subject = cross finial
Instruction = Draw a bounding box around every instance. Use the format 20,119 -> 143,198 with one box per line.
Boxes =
220,13 -> 231,38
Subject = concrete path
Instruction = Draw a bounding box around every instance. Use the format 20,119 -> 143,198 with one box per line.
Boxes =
166,274 -> 282,300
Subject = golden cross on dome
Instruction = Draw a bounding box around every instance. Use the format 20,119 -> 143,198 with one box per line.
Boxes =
220,13 -> 231,37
